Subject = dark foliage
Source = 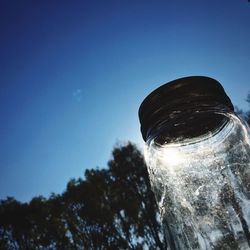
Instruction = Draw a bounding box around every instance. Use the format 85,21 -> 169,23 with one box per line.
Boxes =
246,92 -> 250,125
235,92 -> 250,126
0,143 -> 166,249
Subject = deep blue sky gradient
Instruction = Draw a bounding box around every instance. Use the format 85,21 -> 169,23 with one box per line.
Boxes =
1,0 -> 250,201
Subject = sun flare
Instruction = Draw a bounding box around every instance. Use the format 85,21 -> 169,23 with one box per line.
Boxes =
160,147 -> 184,167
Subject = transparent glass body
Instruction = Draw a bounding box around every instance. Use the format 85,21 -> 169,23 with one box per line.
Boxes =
144,109 -> 250,249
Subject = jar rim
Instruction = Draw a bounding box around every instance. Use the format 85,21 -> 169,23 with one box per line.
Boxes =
139,76 -> 234,142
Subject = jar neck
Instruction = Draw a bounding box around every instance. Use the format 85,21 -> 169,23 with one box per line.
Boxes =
146,104 -> 234,145
139,77 -> 234,142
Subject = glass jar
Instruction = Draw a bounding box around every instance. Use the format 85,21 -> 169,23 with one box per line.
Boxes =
139,76 -> 250,249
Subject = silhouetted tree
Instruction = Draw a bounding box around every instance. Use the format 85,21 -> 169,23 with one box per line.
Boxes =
0,143 -> 166,249
246,92 -> 250,125
235,92 -> 250,126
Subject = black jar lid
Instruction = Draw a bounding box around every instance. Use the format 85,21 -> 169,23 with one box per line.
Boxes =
138,76 -> 234,142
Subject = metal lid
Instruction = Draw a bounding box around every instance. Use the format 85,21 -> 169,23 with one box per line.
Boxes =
139,76 -> 234,142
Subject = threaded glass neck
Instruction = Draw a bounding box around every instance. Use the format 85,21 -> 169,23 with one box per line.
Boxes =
139,76 -> 234,142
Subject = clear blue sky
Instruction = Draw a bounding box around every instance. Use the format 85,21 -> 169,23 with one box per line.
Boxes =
1,0 -> 250,202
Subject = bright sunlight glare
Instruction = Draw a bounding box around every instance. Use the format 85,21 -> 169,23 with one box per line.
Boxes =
159,147 -> 184,167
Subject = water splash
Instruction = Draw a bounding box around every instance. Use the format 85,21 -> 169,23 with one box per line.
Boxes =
145,114 -> 250,249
